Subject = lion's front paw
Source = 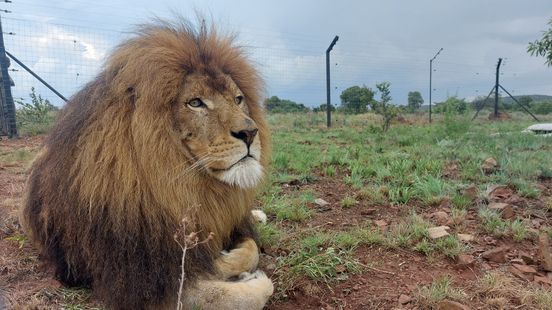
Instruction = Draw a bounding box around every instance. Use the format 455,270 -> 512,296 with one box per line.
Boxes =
238,270 -> 274,298
216,238 -> 259,279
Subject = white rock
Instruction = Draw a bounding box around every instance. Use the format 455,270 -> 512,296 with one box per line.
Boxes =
251,209 -> 268,224
526,123 -> 552,133
314,198 -> 329,207
428,226 -> 450,239
457,233 -> 475,242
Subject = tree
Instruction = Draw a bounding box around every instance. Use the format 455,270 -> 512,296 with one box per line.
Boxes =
407,91 -> 424,112
435,96 -> 468,114
373,82 -> 399,132
313,103 -> 335,112
339,85 -> 374,114
264,96 -> 309,113
518,95 -> 533,108
528,18 -> 552,66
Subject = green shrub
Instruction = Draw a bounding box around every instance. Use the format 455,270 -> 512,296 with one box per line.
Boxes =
16,87 -> 58,135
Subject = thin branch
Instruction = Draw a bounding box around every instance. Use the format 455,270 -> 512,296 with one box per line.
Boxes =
174,217 -> 214,310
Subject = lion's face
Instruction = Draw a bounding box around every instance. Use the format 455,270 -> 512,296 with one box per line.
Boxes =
173,73 -> 263,189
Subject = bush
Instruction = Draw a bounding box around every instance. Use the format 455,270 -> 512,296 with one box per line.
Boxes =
435,96 -> 468,114
15,87 -> 58,135
533,101 -> 552,114
264,96 -> 310,113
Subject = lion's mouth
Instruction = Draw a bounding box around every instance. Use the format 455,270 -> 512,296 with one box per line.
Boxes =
211,155 -> 263,188
211,155 -> 256,173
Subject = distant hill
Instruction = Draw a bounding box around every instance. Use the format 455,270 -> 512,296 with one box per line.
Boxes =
501,94 -> 552,105
416,94 -> 552,112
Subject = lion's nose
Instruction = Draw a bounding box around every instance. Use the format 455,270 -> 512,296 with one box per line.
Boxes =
231,128 -> 258,147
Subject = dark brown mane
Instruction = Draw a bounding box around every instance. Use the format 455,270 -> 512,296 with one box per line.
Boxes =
21,19 -> 269,309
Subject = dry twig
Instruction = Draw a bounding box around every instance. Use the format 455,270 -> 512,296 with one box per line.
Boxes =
173,217 -> 214,310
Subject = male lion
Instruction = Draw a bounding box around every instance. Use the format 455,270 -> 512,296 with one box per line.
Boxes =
21,20 -> 273,310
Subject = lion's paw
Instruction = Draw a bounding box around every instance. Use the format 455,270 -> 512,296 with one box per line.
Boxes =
239,270 -> 273,298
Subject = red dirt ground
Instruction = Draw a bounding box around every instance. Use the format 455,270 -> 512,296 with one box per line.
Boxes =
1,136 -> 552,309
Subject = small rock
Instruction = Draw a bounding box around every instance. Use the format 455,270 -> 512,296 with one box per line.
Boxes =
532,219 -> 543,229
486,185 -> 513,201
509,266 -> 531,281
315,198 -> 329,207
442,162 -> 459,178
360,208 -> 376,216
482,246 -> 510,263
265,263 -> 276,271
539,233 -> 552,271
480,262 -> 492,271
520,252 -> 535,265
462,185 -> 478,200
428,226 -> 450,239
439,197 -> 452,209
431,211 -> 452,226
398,294 -> 412,305
481,157 -> 499,174
457,234 -> 475,242
483,236 -> 497,245
374,219 -> 388,231
513,264 -> 537,274
534,275 -> 552,285
488,202 -> 514,219
437,300 -> 470,310
457,254 -> 475,267
510,258 -> 525,265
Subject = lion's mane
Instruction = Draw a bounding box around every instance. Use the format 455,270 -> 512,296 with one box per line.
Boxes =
21,20 -> 270,309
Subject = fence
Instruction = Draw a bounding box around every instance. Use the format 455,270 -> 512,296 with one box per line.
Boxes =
0,5 -> 550,135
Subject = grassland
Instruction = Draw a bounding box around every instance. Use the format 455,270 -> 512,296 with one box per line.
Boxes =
1,111 -> 552,309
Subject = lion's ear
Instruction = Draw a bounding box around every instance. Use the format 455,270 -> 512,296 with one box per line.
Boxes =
105,59 -> 124,84
105,59 -> 137,106
126,86 -> 136,105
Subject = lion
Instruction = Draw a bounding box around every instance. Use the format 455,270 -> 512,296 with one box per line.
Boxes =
20,19 -> 273,310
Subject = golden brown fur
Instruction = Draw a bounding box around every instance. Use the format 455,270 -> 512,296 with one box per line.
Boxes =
21,19 -> 271,309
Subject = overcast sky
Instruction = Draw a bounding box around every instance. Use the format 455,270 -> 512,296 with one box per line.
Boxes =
2,0 -> 551,107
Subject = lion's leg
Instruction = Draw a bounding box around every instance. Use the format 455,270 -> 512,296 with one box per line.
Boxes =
216,238 -> 259,279
183,270 -> 273,310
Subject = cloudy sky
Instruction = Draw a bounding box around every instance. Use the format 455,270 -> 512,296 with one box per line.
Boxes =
2,0 -> 551,107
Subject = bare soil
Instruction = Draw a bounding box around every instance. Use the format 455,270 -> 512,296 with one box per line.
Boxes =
1,136 -> 552,309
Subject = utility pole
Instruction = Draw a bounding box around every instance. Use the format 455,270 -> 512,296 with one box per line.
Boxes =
0,13 -> 17,137
429,48 -> 443,123
326,35 -> 338,128
494,58 -> 502,118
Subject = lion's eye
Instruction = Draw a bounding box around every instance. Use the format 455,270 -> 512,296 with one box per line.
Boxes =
235,95 -> 244,105
188,98 -> 205,108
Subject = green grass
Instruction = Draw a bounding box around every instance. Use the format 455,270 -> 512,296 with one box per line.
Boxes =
479,208 -> 532,241
479,208 -> 510,237
414,276 -> 466,307
0,148 -> 35,164
340,196 -> 357,208
257,223 -> 283,248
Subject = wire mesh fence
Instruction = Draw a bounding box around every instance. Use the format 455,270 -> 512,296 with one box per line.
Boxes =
0,7 -> 550,111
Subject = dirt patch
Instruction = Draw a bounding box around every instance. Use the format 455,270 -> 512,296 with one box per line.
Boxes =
2,135 -> 552,309
269,246 -> 480,309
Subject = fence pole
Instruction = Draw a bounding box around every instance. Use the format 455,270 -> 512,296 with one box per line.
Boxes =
5,51 -> 68,102
0,14 -> 17,137
494,58 -> 502,118
326,35 -> 338,128
428,48 -> 443,123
